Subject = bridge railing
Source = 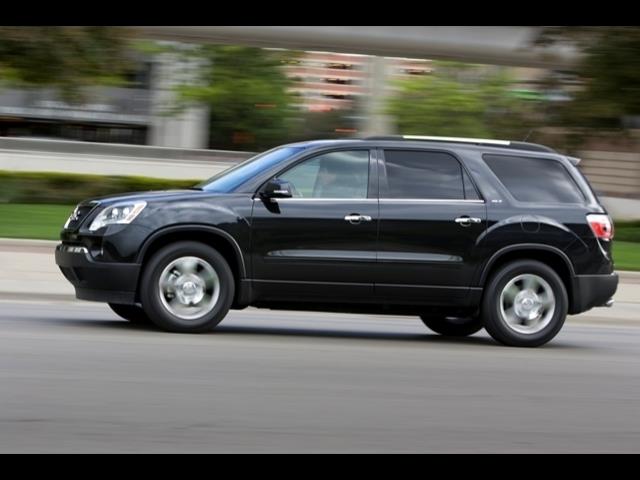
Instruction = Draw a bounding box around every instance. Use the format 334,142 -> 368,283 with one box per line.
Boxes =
0,137 -> 253,163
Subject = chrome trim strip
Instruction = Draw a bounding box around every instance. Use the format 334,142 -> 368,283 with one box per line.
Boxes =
380,199 -> 485,204
256,198 -> 484,203
378,252 -> 463,263
402,135 -> 511,145
265,250 -> 463,263
266,249 -> 376,262
262,198 -> 377,202
59,245 -> 89,254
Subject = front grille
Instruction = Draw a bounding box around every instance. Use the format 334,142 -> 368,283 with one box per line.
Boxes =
65,202 -> 98,231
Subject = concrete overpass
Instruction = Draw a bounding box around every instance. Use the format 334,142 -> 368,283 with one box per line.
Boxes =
136,26 -> 579,69
135,26 -> 580,138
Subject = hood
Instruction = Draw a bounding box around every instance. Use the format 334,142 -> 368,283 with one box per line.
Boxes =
82,189 -> 206,206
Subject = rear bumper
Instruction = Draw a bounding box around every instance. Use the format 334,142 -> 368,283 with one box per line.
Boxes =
55,244 -> 140,304
570,272 -> 619,314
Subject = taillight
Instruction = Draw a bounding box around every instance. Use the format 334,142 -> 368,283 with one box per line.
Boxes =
587,214 -> 614,241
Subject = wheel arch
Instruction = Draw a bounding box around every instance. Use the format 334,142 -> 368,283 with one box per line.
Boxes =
135,224 -> 248,307
477,244 -> 576,312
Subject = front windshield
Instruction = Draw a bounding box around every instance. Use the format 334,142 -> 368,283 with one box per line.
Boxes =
197,146 -> 305,193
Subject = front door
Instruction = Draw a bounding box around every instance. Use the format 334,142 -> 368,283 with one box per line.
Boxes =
376,148 -> 487,305
250,149 -> 378,302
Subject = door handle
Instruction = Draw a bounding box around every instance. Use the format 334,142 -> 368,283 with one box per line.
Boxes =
455,216 -> 482,227
344,214 -> 372,224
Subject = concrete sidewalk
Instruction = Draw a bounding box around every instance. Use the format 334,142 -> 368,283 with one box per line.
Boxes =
0,238 -> 75,299
0,238 -> 638,323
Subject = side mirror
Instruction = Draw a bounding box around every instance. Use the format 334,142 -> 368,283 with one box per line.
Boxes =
261,179 -> 293,199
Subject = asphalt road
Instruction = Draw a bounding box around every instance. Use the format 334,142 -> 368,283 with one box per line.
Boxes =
1,300 -> 639,453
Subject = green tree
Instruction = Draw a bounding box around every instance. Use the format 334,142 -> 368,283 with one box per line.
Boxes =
174,45 -> 296,150
480,68 -> 544,140
536,26 -> 640,128
0,27 -> 132,101
386,72 -> 488,137
288,100 -> 362,142
386,62 -> 542,140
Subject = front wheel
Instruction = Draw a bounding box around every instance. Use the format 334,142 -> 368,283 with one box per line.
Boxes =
420,315 -> 484,337
140,241 -> 235,333
482,260 -> 568,347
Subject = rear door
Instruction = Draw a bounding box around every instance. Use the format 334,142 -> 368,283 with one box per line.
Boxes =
376,148 -> 487,305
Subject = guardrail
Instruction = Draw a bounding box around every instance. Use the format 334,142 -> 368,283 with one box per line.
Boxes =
0,137 -> 254,163
0,137 -> 255,180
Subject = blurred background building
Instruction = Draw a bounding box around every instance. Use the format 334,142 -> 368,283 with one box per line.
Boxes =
0,51 -> 208,148
0,49 -> 435,148
285,51 -> 431,112
0,79 -> 152,145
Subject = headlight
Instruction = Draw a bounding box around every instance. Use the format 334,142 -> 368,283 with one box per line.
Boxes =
88,201 -> 147,232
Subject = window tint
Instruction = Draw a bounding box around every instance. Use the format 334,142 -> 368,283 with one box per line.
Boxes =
382,150 -> 465,199
279,150 -> 369,198
483,154 -> 585,203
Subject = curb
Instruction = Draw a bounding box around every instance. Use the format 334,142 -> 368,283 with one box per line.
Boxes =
0,292 -> 76,302
0,238 -> 59,246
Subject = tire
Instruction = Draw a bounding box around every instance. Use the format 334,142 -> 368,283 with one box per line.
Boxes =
139,241 -> 235,333
420,315 -> 484,337
108,303 -> 151,324
482,260 -> 568,347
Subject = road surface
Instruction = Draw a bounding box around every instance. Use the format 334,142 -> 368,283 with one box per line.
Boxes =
1,300 -> 639,453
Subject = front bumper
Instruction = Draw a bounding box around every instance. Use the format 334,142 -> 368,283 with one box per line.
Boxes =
55,244 -> 140,304
570,272 -> 619,314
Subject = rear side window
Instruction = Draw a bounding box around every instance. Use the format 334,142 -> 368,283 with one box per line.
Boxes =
382,150 -> 472,199
483,154 -> 585,204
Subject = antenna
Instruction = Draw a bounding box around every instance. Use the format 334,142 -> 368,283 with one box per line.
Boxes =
522,129 -> 533,142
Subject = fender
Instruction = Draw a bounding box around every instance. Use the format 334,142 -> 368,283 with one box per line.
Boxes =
476,243 -> 576,286
136,223 -> 247,278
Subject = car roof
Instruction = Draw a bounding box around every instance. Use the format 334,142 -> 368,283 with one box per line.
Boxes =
283,136 -> 561,157
364,135 -> 556,153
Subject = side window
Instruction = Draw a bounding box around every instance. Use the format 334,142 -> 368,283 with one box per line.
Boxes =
483,154 -> 585,203
382,150 -> 465,199
278,150 -> 370,199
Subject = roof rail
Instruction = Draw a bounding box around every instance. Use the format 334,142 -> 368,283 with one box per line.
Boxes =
364,135 -> 556,153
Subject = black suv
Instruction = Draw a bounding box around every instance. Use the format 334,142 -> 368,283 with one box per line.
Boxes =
55,136 -> 618,347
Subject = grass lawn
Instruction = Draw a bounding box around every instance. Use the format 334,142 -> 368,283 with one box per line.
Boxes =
1,203 -> 640,271
0,204 -> 73,240
612,241 -> 640,271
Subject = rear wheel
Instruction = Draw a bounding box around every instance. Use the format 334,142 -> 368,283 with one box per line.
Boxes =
140,241 -> 235,333
108,303 -> 151,324
420,314 -> 483,337
482,260 -> 568,347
